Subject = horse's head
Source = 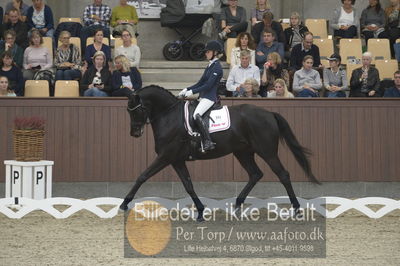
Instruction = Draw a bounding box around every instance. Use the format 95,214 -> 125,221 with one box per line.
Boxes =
127,93 -> 148,137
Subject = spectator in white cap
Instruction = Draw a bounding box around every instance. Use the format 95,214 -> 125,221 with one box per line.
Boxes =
323,53 -> 348,97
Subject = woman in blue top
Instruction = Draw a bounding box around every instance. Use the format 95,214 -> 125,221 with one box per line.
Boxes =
26,0 -> 54,38
111,54 -> 142,96
0,51 -> 23,96
178,40 -> 223,152
84,29 -> 111,68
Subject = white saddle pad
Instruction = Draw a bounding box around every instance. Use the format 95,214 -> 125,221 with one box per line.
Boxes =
184,102 -> 231,136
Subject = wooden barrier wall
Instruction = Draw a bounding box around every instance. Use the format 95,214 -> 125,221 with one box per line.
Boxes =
0,98 -> 399,182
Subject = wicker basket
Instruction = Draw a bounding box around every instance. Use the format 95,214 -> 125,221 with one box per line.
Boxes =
13,129 -> 45,161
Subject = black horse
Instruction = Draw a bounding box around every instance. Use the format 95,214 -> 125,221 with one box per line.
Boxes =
120,85 -> 319,221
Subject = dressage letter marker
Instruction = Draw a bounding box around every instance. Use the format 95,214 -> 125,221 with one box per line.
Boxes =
4,160 -> 54,201
13,171 -> 19,184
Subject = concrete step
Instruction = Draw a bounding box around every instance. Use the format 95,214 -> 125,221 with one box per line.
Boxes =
140,60 -> 229,70
141,68 -> 229,83
141,69 -> 203,83
142,82 -> 192,95
139,60 -> 229,87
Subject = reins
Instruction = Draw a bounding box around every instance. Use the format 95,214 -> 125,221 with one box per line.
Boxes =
127,98 -> 181,125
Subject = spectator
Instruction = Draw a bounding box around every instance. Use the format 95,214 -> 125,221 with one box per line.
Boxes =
255,29 -> 284,69
293,55 -> 322,97
82,51 -> 111,97
384,0 -> 400,57
383,70 -> 400,97
1,8 -> 29,49
230,32 -> 256,69
360,0 -> 386,42
290,32 -> 321,70
331,0 -> 359,38
111,55 -> 142,96
0,6 -> 3,24
54,31 -> 81,81
26,0 -> 54,38
267,78 -> 294,98
0,76 -> 17,96
226,49 -> 260,97
251,11 -> 285,44
240,79 -> 261,97
114,30 -> 141,69
4,0 -> 29,22
350,51 -> 380,97
323,54 -> 347,97
22,29 -> 52,80
260,52 -> 289,95
84,29 -> 111,68
81,0 -> 111,52
284,12 -> 309,52
0,30 -> 24,68
111,0 -> 138,38
219,0 -> 248,40
251,0 -> 272,27
0,51 -> 23,96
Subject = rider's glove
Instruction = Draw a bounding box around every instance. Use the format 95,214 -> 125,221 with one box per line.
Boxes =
185,90 -> 193,97
178,88 -> 187,97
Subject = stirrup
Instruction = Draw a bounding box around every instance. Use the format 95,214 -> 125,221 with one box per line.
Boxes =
200,140 -> 216,153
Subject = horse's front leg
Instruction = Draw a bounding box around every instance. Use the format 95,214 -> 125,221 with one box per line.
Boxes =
119,156 -> 169,211
172,161 -> 205,222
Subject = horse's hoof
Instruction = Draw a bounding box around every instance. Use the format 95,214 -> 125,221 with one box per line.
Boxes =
119,204 -> 128,212
196,216 -> 205,222
233,206 -> 242,216
294,207 -> 303,219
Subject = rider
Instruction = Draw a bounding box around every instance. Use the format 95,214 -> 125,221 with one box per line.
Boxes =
178,40 -> 223,152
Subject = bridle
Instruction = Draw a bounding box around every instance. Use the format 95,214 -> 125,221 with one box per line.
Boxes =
127,96 -> 149,129
127,103 -> 143,112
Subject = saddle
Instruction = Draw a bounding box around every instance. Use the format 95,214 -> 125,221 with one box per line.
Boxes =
183,100 -> 231,160
186,100 -> 223,134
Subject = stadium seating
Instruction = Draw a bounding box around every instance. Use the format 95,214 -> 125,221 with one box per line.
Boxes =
54,80 -> 80,97
59,17 -> 82,24
375,59 -> 398,80
281,22 -> 290,31
314,38 -> 334,67
57,37 -> 81,54
114,37 -> 138,48
86,37 -> 110,47
305,19 -> 328,39
346,63 -> 362,82
225,38 -> 236,65
42,37 -> 53,59
367,39 -> 391,63
339,38 -> 362,65
24,80 -> 50,97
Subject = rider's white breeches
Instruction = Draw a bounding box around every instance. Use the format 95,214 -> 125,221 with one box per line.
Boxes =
193,98 -> 214,118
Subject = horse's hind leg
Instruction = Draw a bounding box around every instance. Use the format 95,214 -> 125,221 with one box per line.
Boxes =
234,151 -> 263,210
172,161 -> 205,222
263,155 -> 300,210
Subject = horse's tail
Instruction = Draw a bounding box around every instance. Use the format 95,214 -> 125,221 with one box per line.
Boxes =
273,112 -> 320,184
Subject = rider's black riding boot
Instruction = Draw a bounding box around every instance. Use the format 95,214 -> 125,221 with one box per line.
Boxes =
194,114 -> 215,152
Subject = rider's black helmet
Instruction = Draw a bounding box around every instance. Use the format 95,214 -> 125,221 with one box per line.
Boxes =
203,40 -> 223,54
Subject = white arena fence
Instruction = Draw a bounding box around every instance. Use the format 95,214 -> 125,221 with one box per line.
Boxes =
0,197 -> 399,219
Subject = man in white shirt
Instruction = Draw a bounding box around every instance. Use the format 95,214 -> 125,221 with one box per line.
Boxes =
226,49 -> 260,97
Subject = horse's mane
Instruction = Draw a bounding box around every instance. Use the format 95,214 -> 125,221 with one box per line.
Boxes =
138,84 -> 178,101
